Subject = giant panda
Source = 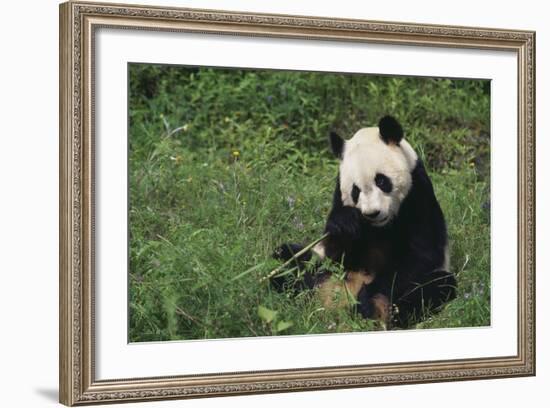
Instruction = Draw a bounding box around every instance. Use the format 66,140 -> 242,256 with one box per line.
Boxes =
272,115 -> 457,328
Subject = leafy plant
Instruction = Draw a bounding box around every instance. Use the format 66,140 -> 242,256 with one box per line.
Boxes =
128,64 -> 490,342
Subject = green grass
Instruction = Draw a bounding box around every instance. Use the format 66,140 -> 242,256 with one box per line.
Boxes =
128,64 -> 490,342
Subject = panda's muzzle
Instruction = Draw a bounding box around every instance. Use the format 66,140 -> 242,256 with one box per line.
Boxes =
364,210 -> 381,219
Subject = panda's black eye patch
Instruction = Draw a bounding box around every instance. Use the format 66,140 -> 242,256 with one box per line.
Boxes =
375,173 -> 393,193
351,184 -> 361,204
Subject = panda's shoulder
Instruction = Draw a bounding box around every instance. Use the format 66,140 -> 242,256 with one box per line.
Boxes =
410,159 -> 433,188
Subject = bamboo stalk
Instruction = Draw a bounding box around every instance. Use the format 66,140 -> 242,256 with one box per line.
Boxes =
260,233 -> 329,283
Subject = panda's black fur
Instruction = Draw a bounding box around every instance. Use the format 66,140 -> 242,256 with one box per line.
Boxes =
272,116 -> 457,328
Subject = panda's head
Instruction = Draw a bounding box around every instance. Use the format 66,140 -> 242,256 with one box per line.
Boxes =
330,116 -> 418,227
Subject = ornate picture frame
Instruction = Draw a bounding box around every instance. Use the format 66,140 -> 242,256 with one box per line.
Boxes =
59,1 -> 535,405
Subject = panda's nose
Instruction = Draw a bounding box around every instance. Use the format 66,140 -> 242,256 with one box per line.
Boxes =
365,210 -> 380,219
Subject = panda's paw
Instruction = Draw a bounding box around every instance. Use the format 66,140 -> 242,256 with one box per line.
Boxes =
326,207 -> 363,241
272,243 -> 311,263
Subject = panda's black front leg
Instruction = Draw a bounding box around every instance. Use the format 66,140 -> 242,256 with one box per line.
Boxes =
323,206 -> 364,262
325,206 -> 363,241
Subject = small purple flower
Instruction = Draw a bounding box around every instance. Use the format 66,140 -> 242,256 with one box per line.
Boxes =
266,95 -> 273,103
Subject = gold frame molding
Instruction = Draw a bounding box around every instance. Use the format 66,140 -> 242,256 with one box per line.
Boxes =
59,1 -> 536,405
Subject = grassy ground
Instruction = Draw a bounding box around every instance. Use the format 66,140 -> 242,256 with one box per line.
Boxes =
128,64 -> 491,342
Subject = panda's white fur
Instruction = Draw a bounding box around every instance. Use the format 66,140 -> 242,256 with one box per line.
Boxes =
338,127 -> 417,226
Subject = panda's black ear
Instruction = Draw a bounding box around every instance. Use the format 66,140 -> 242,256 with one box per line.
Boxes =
378,115 -> 403,145
330,131 -> 345,159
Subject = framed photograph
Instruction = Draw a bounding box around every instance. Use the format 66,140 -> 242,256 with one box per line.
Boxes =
59,1 -> 535,405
